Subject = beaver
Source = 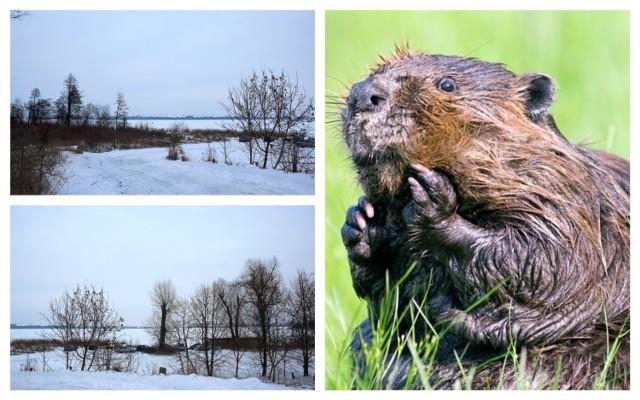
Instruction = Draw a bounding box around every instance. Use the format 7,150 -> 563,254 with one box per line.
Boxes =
340,47 -> 630,389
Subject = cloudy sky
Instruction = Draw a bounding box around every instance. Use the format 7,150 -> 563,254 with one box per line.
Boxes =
10,206 -> 315,326
10,10 -> 315,116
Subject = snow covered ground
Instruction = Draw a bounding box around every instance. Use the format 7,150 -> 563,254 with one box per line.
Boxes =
11,329 -> 314,390
59,142 -> 314,195
11,369 -> 288,390
10,349 -> 314,390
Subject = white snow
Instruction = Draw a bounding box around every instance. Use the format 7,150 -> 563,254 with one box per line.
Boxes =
59,142 -> 314,195
11,369 -> 286,390
10,329 -> 314,390
10,350 -> 313,390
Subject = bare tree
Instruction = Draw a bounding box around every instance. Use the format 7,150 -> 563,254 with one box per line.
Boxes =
266,71 -> 314,171
289,269 -> 315,376
94,104 -> 112,129
240,257 -> 285,378
40,283 -> 124,371
144,309 -> 162,345
221,75 -> 258,165
217,278 -> 247,378
27,88 -> 41,124
114,92 -> 129,131
266,288 -> 291,383
58,73 -> 83,126
220,68 -> 314,170
54,96 -> 66,125
40,285 -> 78,370
170,297 -> 196,375
190,282 -> 225,376
149,279 -> 177,352
190,284 -> 212,373
80,103 -> 95,127
10,98 -> 26,125
26,88 -> 52,125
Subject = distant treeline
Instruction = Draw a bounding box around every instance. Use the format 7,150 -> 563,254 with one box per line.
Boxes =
11,324 -> 143,330
31,116 -> 238,122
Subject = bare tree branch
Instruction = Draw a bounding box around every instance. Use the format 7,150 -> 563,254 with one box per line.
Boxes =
10,10 -> 31,20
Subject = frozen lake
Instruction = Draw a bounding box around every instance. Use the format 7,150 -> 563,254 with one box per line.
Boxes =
127,118 -> 315,135
128,118 -> 230,130
11,328 -> 155,345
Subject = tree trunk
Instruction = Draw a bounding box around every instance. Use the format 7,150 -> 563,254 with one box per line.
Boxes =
235,354 -> 240,378
159,305 -> 168,350
274,138 -> 286,170
261,336 -> 268,377
262,140 -> 270,169
66,94 -> 72,126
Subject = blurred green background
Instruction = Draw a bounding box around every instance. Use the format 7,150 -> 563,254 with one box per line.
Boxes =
324,10 -> 630,389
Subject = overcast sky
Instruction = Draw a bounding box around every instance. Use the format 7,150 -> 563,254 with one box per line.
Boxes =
10,10 -> 315,116
11,206 -> 314,326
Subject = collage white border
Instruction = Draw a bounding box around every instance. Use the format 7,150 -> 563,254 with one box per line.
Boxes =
1,1 -> 637,399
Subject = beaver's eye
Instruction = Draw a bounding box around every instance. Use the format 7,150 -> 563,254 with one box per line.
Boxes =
438,78 -> 456,93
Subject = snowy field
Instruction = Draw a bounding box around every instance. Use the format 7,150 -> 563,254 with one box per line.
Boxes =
10,351 -> 312,390
10,329 -> 314,390
59,142 -> 315,195
10,363 -> 292,390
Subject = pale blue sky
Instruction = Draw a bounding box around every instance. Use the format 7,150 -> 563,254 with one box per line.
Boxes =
10,206 -> 315,326
10,10 -> 315,116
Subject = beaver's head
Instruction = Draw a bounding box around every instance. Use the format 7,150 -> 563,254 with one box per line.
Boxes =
342,48 -> 560,202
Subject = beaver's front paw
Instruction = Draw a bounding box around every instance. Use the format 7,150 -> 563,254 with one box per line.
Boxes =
341,196 -> 392,299
402,163 -> 457,230
341,195 -> 379,264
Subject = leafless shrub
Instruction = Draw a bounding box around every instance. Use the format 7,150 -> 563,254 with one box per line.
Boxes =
39,348 -> 52,372
202,144 -> 218,163
166,134 -> 187,161
166,146 -> 181,160
142,363 -> 161,375
10,126 -> 69,195
220,138 -> 233,165
20,354 -> 36,372
114,350 -> 139,373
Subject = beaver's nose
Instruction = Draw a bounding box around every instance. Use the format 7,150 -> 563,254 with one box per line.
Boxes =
348,79 -> 387,112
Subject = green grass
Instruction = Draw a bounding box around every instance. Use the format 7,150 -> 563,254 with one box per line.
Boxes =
334,264 -> 630,390
349,265 -> 438,390
325,10 -> 630,389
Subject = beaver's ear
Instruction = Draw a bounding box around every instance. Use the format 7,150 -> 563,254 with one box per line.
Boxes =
518,73 -> 555,121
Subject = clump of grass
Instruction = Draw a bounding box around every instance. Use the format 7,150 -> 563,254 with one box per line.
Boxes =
348,265 -> 510,389
337,267 -> 628,390
350,264 -> 438,389
594,313 -> 630,390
